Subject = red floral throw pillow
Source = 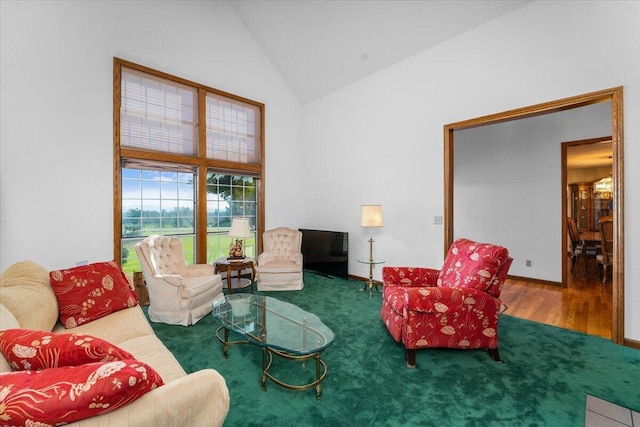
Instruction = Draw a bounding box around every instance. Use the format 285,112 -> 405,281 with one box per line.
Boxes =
49,261 -> 139,328
0,329 -> 134,371
0,359 -> 163,425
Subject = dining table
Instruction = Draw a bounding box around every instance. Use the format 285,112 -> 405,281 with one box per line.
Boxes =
579,230 -> 600,246
578,230 -> 601,278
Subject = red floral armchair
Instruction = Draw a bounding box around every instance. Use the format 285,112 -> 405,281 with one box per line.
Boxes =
381,238 -> 513,367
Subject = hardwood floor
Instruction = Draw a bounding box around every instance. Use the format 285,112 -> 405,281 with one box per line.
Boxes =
500,258 -> 613,340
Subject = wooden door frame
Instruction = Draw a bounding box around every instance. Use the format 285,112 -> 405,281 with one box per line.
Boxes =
561,136 -> 612,287
444,87 -> 624,345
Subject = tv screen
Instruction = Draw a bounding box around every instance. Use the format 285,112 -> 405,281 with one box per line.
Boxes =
299,229 -> 349,279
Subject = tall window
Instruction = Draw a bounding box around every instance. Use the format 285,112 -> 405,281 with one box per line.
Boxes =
206,174 -> 257,262
114,58 -> 264,274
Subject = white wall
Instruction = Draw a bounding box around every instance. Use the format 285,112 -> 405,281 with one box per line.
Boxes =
301,1 -> 640,340
455,103 -> 611,282
0,1 -> 304,270
2,1 -> 639,341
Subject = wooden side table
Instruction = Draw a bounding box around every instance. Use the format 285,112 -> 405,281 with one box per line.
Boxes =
214,259 -> 256,294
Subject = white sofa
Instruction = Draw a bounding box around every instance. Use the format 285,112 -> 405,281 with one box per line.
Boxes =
0,260 -> 230,426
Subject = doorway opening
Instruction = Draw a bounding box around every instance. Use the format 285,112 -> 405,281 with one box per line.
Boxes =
562,137 -> 613,286
444,87 -> 624,345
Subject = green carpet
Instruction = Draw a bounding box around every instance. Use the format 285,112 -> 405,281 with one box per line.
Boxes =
146,272 -> 640,426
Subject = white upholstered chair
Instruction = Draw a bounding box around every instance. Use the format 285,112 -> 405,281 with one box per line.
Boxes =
257,227 -> 304,291
134,235 -> 224,326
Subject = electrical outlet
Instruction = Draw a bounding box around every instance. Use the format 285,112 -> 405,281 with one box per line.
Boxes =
434,216 -> 443,225
526,260 -> 532,267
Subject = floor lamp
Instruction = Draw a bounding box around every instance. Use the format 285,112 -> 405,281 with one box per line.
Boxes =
360,205 -> 383,296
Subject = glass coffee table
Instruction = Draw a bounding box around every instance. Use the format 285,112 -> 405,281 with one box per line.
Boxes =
212,294 -> 334,400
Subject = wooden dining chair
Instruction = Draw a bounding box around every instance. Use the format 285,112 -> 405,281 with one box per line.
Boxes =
567,217 -> 598,276
567,217 -> 584,274
597,218 -> 614,283
599,215 -> 613,223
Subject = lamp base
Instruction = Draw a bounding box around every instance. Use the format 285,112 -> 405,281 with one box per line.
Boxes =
229,238 -> 245,259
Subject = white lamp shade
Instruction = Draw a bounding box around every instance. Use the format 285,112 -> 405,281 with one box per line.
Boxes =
228,218 -> 252,238
361,205 -> 383,227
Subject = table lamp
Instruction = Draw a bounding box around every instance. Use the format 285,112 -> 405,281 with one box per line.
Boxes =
228,218 -> 251,259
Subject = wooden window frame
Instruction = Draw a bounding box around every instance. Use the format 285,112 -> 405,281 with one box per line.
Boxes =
113,57 -> 265,264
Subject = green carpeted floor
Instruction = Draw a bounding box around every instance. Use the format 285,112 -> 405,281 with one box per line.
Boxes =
146,272 -> 640,426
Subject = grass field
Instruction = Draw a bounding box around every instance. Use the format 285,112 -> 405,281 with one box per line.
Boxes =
121,233 -> 256,274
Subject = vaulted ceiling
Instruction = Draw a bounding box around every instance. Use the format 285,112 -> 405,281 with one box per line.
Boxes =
230,1 -> 612,169
230,0 -> 531,104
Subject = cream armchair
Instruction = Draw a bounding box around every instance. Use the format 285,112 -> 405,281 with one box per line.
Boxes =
135,235 -> 224,326
257,227 -> 304,291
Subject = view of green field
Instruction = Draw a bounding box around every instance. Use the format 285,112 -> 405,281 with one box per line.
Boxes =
120,172 -> 257,274
121,232 -> 256,274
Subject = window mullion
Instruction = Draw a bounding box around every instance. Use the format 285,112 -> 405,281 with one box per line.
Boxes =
196,89 -> 208,263
196,166 -> 208,263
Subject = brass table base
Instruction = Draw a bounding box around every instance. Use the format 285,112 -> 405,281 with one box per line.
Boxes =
261,347 -> 327,401
215,325 -> 328,400
362,279 -> 380,297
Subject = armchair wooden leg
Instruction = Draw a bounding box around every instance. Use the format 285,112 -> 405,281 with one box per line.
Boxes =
405,348 -> 416,368
488,348 -> 503,363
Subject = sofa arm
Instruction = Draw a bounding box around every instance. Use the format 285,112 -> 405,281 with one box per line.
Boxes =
404,286 -> 503,316
257,252 -> 275,265
292,252 -> 303,266
69,369 -> 230,427
382,266 -> 439,288
184,264 -> 216,277
157,274 -> 183,287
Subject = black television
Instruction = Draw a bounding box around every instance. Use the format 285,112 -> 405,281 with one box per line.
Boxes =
299,229 -> 349,279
